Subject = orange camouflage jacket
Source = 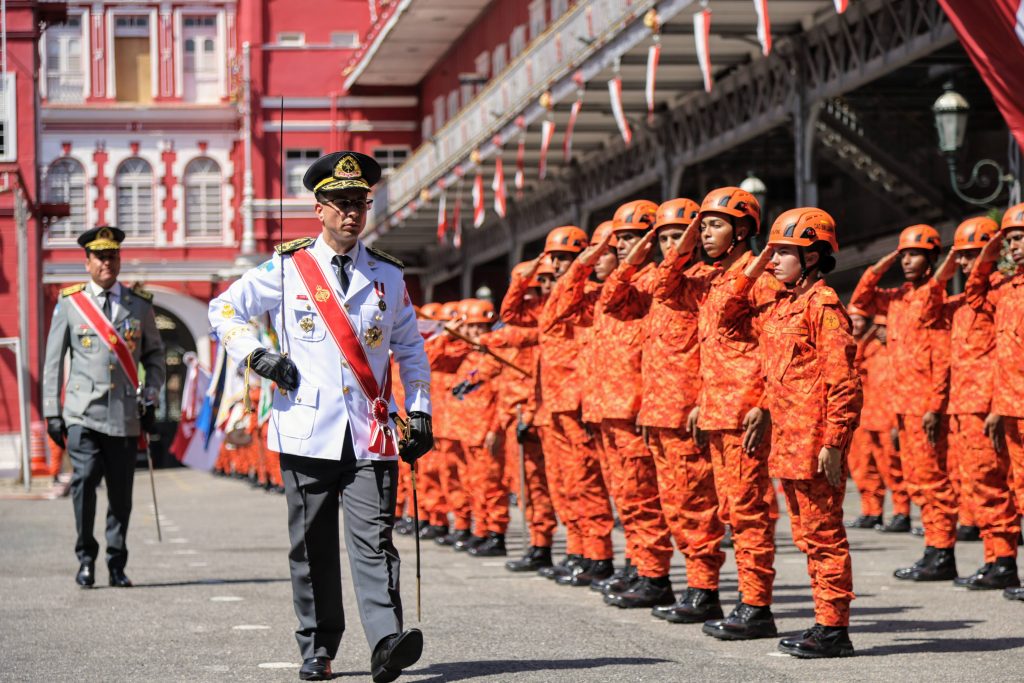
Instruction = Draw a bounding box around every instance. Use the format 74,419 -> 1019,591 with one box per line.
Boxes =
966,262 -> 1024,418
856,335 -> 897,433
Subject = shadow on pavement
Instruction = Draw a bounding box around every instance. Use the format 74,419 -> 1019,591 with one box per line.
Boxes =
857,636 -> 1024,656
405,656 -> 672,682
130,577 -> 290,589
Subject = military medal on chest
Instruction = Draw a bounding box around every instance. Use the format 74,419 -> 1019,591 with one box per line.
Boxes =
374,280 -> 387,311
299,315 -> 315,334
123,319 -> 142,352
363,326 -> 383,349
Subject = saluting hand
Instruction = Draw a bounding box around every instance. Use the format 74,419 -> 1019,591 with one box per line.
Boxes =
933,249 -> 958,283
744,245 -> 774,280
248,348 -> 299,392
625,229 -> 657,266
677,218 -> 701,258
578,230 -> 614,266
817,446 -> 843,487
872,250 -> 900,275
978,231 -> 1004,263
400,411 -> 434,464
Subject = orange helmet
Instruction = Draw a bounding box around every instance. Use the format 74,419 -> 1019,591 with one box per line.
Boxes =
767,207 -> 839,254
535,254 -> 556,277
847,303 -> 869,318
440,301 -> 461,321
544,225 -> 589,254
654,198 -> 700,231
952,216 -> 999,252
1002,202 -> 1024,231
591,220 -> 618,247
463,299 -> 495,325
697,186 -> 762,234
611,200 -> 658,233
874,314 -> 887,326
512,260 -> 543,288
897,224 -> 941,252
420,302 -> 443,320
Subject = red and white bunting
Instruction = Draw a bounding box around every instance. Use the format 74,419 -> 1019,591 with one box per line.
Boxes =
753,0 -> 772,56
436,191 -> 447,244
515,136 -> 526,193
564,98 -> 583,161
452,192 -> 463,248
492,155 -> 508,218
539,119 -> 555,180
694,9 -> 713,93
472,171 -> 485,228
645,43 -> 661,124
833,0 -> 848,13
608,76 -> 632,145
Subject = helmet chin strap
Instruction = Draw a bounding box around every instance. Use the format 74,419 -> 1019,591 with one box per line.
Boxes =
788,247 -> 813,289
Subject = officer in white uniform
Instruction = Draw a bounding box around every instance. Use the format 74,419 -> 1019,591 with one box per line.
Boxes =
208,151 -> 432,683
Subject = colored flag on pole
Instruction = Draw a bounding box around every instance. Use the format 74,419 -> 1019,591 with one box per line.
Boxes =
515,136 -> 526,194
564,99 -> 583,161
753,0 -> 772,55
539,119 -> 555,180
436,190 -> 448,243
608,76 -> 632,145
472,171 -> 485,228
492,156 -> 507,218
645,43 -> 661,124
694,9 -> 713,93
833,0 -> 848,13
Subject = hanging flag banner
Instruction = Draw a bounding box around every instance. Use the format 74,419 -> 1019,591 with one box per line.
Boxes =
492,155 -> 508,218
472,171 -> 485,228
452,183 -> 464,248
515,136 -> 526,194
694,8 -> 713,93
608,76 -> 632,145
753,0 -> 772,55
564,71 -> 585,162
833,0 -> 848,13
645,43 -> 661,124
539,119 -> 555,180
436,190 -> 447,244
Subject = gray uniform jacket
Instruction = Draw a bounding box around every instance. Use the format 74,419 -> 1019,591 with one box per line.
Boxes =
42,281 -> 166,438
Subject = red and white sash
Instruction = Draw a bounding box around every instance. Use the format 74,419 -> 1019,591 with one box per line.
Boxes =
67,289 -> 139,389
291,249 -> 397,456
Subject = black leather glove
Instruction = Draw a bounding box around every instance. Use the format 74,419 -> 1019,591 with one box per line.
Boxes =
47,417 -> 67,450
516,421 -> 532,444
248,348 -> 299,392
451,380 -> 470,399
140,404 -> 158,434
399,411 -> 434,465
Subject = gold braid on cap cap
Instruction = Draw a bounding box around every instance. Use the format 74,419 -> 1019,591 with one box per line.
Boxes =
85,227 -> 121,251
313,154 -> 369,193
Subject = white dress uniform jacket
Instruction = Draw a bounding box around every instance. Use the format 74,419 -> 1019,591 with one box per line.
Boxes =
208,237 -> 431,461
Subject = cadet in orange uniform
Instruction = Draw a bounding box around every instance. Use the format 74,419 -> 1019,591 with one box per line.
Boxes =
726,208 -> 860,659
845,306 -> 887,529
583,201 -> 675,609
657,187 -> 781,640
965,203 -> 1024,600
851,225 -> 958,582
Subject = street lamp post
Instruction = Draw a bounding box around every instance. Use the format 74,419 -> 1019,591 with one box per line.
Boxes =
932,82 -> 1015,207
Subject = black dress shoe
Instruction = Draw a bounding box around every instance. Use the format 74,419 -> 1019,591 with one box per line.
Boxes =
967,557 -> 1021,591
956,525 -> 981,542
911,547 -> 958,582
75,562 -> 95,588
591,561 -> 634,593
845,514 -> 883,529
468,532 -> 507,557
394,517 -> 415,535
108,568 -> 133,588
598,564 -> 639,595
539,554 -> 583,580
453,534 -> 486,552
560,558 -> 615,587
436,528 -> 471,547
298,656 -> 331,681
953,563 -> 991,588
652,587 -> 724,624
505,546 -> 553,572
418,524 -> 448,541
554,558 -> 592,585
720,525 -> 734,549
371,629 -> 423,683
1003,586 -> 1024,601
894,547 -> 938,580
876,513 -> 911,533
702,603 -> 778,641
605,576 -> 674,608
778,624 -> 854,659
911,526 -> 925,537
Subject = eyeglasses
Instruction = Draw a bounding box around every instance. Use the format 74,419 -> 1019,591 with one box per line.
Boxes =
324,198 -> 374,213
89,250 -> 120,261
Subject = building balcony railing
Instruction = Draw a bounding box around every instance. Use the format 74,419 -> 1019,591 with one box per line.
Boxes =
380,0 -> 653,217
45,74 -> 86,104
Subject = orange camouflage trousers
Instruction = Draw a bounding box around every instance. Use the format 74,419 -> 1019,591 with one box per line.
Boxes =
1005,417 -> 1024,525
864,429 -> 911,517
466,442 -> 510,536
553,411 -> 614,561
599,419 -> 673,577
436,438 -> 472,531
848,428 -> 885,517
397,450 -> 447,527
647,426 -> 725,590
538,423 -> 583,556
707,429 -> 776,606
782,477 -> 855,627
898,415 -> 957,549
505,423 -> 557,547
946,424 -> 976,528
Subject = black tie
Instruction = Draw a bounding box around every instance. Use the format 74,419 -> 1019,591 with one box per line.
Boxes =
101,291 -> 113,320
332,254 -> 351,295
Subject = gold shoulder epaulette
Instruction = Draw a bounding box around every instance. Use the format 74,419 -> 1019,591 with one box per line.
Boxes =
131,282 -> 154,301
275,237 -> 316,255
367,246 -> 404,270
60,283 -> 87,297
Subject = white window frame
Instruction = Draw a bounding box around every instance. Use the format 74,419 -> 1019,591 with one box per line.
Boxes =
285,148 -> 321,197
276,32 -> 305,46
44,157 -> 88,242
41,14 -> 87,104
474,51 -> 490,81
492,44 -> 507,78
183,157 -> 223,240
0,73 -> 17,162
106,8 -> 159,102
510,25 -> 527,60
373,145 -> 411,176
330,31 -> 359,48
114,157 -> 156,240
529,0 -> 547,40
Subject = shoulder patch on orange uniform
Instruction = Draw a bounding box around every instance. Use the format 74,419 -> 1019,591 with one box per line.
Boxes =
823,310 -> 841,330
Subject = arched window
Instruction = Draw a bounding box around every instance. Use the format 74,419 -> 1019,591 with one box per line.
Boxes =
184,157 -> 222,238
45,157 -> 86,240
115,157 -> 154,238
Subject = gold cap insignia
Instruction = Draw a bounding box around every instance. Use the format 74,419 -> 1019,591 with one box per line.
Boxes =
335,154 -> 361,180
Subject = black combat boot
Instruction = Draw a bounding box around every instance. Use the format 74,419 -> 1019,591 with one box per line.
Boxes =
394,516 -> 415,535
877,513 -> 911,533
845,514 -> 883,529
720,525 -> 734,549
591,559 -> 633,593
702,603 -> 778,641
468,532 -> 507,557
437,528 -> 471,547
956,525 -> 981,542
1004,586 -> 1024,601
778,624 -> 855,659
599,563 -> 640,596
953,563 -> 991,588
539,554 -> 583,580
652,587 -> 724,624
453,534 -> 486,552
911,547 -> 958,582
967,557 -> 1021,591
894,546 -> 938,580
605,575 -> 674,608
505,546 -> 553,572
418,524 -> 448,541
560,559 -> 614,587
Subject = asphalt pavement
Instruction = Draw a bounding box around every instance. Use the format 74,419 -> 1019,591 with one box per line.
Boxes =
1,467 -> 1022,682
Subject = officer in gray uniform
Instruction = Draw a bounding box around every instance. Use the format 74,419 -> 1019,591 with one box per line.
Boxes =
209,151 -> 433,682
42,226 -> 165,589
